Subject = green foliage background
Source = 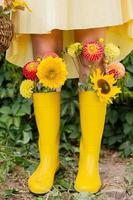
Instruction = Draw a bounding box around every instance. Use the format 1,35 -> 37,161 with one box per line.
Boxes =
0,51 -> 133,157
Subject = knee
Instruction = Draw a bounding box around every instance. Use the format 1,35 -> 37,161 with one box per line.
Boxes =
31,30 -> 63,59
75,28 -> 106,43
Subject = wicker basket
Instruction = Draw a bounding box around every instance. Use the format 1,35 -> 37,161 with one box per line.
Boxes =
0,15 -> 14,53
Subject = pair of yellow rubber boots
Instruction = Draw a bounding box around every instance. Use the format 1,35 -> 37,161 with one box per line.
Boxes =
28,91 -> 107,194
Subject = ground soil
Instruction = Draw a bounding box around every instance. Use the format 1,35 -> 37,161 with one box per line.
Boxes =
0,151 -> 133,200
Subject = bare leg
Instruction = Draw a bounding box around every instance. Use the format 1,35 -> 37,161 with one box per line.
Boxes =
74,28 -> 106,83
31,29 -> 63,59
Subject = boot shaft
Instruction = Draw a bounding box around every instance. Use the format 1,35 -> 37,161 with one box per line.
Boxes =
33,92 -> 61,154
79,91 -> 107,151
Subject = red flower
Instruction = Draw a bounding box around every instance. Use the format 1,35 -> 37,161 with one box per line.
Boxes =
22,61 -> 39,80
43,52 -> 59,58
83,41 -> 104,62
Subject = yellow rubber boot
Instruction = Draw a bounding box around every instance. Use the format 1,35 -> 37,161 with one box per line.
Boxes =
74,91 -> 107,193
28,92 -> 60,194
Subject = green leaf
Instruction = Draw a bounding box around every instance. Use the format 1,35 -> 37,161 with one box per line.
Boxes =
125,75 -> 133,87
0,88 -> 6,98
61,90 -> 71,99
9,131 -> 17,141
16,129 -> 33,145
108,110 -> 118,125
0,106 -> 11,114
6,88 -> 14,98
11,103 -> 21,116
13,117 -> 21,128
104,125 -> 112,137
16,109 -> 26,116
124,146 -> 131,157
56,179 -> 71,189
0,121 -> 6,128
0,115 -> 13,128
61,103 -> 68,117
22,131 -> 31,144
69,102 -> 75,117
122,55 -> 130,65
24,124 -> 32,132
127,65 -> 133,73
4,188 -> 19,197
130,54 -> 133,64
108,136 -> 117,146
21,102 -> 31,115
125,112 -> 133,125
123,123 -> 132,135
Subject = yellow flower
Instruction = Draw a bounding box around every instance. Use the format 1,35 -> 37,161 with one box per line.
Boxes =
12,0 -> 32,11
99,38 -> 104,43
20,80 -> 34,98
67,43 -> 83,57
105,43 -> 120,63
90,69 -> 121,104
37,57 -> 68,89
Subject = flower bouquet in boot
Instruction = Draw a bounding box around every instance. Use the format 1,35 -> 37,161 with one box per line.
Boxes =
66,39 -> 126,192
20,52 -> 68,194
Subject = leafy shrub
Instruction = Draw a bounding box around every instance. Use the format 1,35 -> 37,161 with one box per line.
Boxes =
0,51 -> 133,156
103,51 -> 133,156
0,56 -> 36,146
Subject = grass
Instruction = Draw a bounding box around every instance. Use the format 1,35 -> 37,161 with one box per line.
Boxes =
0,143 -> 133,200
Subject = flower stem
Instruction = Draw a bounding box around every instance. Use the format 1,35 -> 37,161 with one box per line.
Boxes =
71,57 -> 79,75
77,56 -> 82,68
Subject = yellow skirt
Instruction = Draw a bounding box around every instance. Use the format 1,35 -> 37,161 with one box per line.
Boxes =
6,0 -> 133,78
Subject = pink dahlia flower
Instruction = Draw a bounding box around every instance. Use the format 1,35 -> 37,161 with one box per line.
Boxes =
106,62 -> 125,79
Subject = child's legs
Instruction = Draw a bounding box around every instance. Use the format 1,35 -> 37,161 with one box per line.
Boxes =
31,29 -> 63,59
74,28 -> 106,83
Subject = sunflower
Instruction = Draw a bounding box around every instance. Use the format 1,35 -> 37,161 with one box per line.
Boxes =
83,41 -> 104,62
20,80 -> 34,98
37,57 -> 68,89
90,69 -> 121,104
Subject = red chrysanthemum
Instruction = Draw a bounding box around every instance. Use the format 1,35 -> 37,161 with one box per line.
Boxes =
43,51 -> 59,58
22,61 -> 39,80
83,41 -> 104,62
